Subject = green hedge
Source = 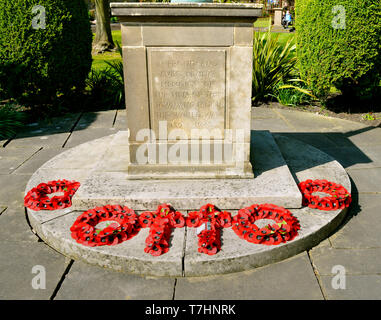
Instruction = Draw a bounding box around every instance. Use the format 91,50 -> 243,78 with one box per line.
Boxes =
295,0 -> 381,99
0,0 -> 92,103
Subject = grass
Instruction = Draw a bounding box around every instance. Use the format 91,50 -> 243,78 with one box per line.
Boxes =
254,17 -> 271,28
271,32 -> 295,47
91,30 -> 122,71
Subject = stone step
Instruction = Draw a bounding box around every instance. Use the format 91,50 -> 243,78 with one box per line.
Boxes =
25,131 -> 351,276
70,130 -> 302,210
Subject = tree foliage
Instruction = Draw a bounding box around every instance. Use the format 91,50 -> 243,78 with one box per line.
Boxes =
295,0 -> 381,100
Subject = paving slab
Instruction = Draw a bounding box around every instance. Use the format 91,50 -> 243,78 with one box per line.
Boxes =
0,207 -> 39,242
6,132 -> 71,149
310,246 -> 381,275
55,260 -> 175,300
43,134 -> 115,170
272,109 -> 341,132
0,173 -> 32,207
274,134 -> 341,172
113,109 -> 127,130
251,107 -> 278,119
175,252 -> 323,300
276,132 -> 339,149
324,132 -> 358,147
320,274 -> 381,300
346,168 -> 381,193
64,127 -> 118,148
251,117 -> 294,132
329,194 -> 381,248
18,113 -> 80,136
326,117 -> 367,132
346,127 -> 381,147
74,111 -> 117,130
0,241 -> 70,300
0,147 -> 41,174
320,146 -> 377,169
13,148 -> 64,175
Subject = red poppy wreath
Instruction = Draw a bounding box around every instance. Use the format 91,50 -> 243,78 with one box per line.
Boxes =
24,179 -> 80,211
232,203 -> 300,245
139,204 -> 185,256
298,179 -> 352,211
186,203 -> 232,255
70,205 -> 140,247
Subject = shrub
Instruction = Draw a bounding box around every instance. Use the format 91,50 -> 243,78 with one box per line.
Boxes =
252,28 -> 298,104
295,0 -> 381,100
85,42 -> 124,109
273,80 -> 314,107
0,104 -> 26,139
0,0 -> 93,104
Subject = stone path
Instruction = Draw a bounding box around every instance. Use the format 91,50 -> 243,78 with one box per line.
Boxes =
1,107 -> 380,300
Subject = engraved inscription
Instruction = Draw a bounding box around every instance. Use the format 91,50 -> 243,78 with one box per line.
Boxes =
149,49 -> 226,137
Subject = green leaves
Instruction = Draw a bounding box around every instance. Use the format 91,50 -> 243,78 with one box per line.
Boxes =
295,0 -> 381,100
0,104 -> 26,139
0,0 -> 92,104
86,41 -> 125,108
252,23 -> 298,104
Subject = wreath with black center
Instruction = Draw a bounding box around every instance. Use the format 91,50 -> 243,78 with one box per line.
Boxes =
298,179 -> 352,211
232,203 -> 300,245
70,205 -> 140,246
24,180 -> 80,211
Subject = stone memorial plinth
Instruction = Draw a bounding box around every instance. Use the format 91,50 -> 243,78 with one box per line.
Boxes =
111,3 -> 263,179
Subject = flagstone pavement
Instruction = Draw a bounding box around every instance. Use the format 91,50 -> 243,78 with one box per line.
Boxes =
1,107 -> 380,300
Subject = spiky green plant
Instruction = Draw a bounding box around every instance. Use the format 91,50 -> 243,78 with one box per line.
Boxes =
252,23 -> 298,104
104,41 -> 125,106
0,104 -> 26,139
275,79 -> 317,106
85,41 -> 125,109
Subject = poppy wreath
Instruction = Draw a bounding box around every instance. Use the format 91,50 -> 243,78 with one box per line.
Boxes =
298,179 -> 352,211
139,204 -> 185,256
24,180 -> 80,211
70,205 -> 140,247
186,204 -> 232,255
232,203 -> 300,245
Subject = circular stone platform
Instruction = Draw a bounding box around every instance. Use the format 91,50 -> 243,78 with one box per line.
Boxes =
25,132 -> 351,277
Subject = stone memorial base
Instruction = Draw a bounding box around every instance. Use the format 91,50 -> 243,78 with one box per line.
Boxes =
111,3 -> 263,180
25,131 -> 350,276
67,130 -> 301,209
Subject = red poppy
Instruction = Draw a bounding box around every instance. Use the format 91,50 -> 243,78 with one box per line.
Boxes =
139,211 -> 154,228
298,179 -> 351,211
139,204 -> 186,256
70,205 -> 140,247
170,211 -> 185,228
186,211 -> 201,228
231,204 -> 300,246
217,211 -> 232,228
24,180 -> 80,211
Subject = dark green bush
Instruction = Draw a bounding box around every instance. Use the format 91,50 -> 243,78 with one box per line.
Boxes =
295,0 -> 381,100
0,0 -> 93,104
0,103 -> 26,139
85,43 -> 125,110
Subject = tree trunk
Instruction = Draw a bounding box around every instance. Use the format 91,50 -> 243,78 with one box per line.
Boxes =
92,0 -> 115,54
